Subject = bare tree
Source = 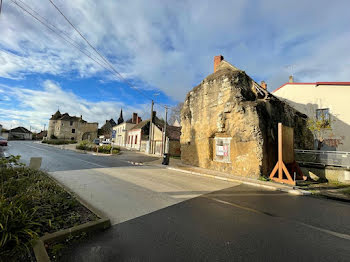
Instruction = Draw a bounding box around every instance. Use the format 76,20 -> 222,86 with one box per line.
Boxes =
168,102 -> 183,126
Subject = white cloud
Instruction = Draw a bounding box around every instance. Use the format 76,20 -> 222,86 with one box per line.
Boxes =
0,81 -> 148,132
0,0 -> 349,99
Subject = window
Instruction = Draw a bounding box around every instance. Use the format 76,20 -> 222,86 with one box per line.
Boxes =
214,137 -> 232,163
316,108 -> 330,127
135,135 -> 138,144
131,136 -> 133,145
70,121 -> 73,126
72,129 -> 75,133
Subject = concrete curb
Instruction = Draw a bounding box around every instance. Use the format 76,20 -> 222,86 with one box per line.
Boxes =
33,218 -> 111,262
166,167 -> 311,196
32,174 -> 112,262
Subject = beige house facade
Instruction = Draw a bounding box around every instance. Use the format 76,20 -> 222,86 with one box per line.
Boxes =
126,127 -> 143,150
112,122 -> 136,147
47,111 -> 98,141
112,113 -> 141,147
273,80 -> 350,151
125,114 -> 181,157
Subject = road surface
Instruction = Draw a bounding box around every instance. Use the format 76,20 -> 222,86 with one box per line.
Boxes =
4,141 -> 350,261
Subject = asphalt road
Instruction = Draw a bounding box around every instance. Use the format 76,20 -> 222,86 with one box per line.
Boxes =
4,141 -> 350,261
61,185 -> 350,262
4,141 -> 158,171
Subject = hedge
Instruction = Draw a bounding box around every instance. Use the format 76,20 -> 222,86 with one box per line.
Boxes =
42,140 -> 77,145
76,141 -> 119,154
0,156 -> 97,261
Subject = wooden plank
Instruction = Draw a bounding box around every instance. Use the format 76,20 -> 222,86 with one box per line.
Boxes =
278,123 -> 282,180
269,162 -> 278,179
282,125 -> 295,164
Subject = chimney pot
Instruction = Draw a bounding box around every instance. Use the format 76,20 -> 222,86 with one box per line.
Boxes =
152,111 -> 156,121
289,75 -> 294,83
214,55 -> 224,73
260,81 -> 267,90
132,113 -> 138,124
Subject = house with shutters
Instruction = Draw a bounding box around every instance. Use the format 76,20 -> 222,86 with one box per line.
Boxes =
112,112 -> 142,147
125,111 -> 181,156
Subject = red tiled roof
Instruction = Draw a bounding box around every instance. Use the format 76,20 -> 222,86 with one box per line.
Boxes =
273,82 -> 350,93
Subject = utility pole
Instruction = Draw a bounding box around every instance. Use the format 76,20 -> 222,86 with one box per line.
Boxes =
44,124 -> 46,131
163,106 -> 168,155
148,100 -> 154,154
0,0 -> 3,15
162,106 -> 169,165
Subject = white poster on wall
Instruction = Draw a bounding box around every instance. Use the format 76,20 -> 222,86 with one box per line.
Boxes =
217,145 -> 224,156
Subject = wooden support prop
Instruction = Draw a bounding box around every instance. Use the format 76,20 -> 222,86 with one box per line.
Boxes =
269,123 -> 305,185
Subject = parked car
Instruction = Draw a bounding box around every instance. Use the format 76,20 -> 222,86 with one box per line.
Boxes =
0,136 -> 8,146
93,138 -> 100,145
100,140 -> 111,146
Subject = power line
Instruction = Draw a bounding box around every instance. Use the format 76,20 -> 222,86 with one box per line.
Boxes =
8,0 -> 121,78
47,0 -> 164,107
14,0 -> 111,70
9,0 -> 166,110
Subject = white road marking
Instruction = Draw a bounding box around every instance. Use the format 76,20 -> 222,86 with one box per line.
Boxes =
75,158 -> 106,168
205,196 -> 350,241
24,144 -> 50,152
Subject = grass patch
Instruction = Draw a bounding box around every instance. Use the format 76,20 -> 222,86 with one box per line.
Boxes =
42,140 -> 77,145
341,187 -> 350,196
76,141 -> 120,154
258,176 -> 270,182
0,155 -> 98,261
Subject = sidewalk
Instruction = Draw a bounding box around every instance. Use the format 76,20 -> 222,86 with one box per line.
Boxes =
145,157 -> 311,196
297,181 -> 350,202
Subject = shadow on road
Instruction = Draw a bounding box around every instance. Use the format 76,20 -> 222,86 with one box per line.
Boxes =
58,184 -> 350,262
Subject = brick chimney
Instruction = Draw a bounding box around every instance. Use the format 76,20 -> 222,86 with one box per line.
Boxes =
260,81 -> 267,90
137,116 -> 142,124
152,111 -> 156,121
289,75 -> 294,83
132,113 -> 138,124
214,55 -> 224,73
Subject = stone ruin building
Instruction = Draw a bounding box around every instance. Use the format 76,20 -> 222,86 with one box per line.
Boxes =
180,56 -> 313,178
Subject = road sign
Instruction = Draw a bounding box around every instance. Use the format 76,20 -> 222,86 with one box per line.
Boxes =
112,130 -> 116,138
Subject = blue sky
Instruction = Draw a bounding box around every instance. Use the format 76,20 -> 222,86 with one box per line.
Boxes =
0,0 -> 349,131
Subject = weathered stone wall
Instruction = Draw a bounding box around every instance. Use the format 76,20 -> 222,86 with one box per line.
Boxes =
47,119 -> 97,141
181,65 -> 313,178
77,122 -> 98,141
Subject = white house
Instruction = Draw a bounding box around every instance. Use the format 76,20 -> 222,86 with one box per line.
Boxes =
112,113 -> 141,147
273,77 -> 350,151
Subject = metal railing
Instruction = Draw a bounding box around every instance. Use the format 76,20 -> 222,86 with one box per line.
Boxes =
295,149 -> 350,168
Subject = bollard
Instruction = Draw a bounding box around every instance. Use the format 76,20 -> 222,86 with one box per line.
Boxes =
162,153 -> 169,165
29,157 -> 42,170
